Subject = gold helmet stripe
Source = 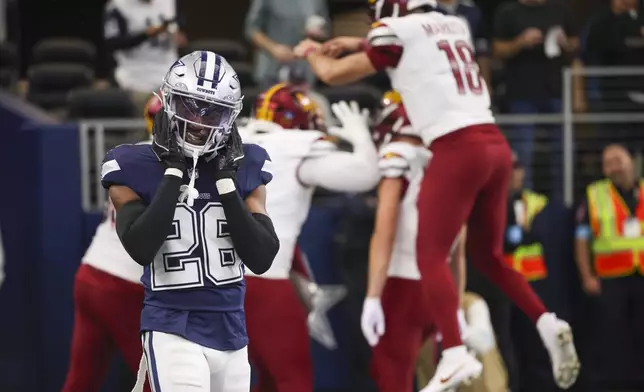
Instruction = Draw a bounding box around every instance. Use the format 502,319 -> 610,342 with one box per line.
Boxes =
256,83 -> 288,122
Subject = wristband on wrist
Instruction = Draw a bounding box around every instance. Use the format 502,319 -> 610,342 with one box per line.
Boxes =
164,168 -> 183,178
216,178 -> 236,195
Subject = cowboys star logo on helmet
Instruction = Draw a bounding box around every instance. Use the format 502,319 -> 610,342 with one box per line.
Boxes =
158,50 -> 243,158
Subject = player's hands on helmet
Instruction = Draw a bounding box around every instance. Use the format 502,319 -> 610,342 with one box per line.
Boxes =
151,110 -> 186,172
361,297 -> 385,347
321,36 -> 364,58
213,124 -> 245,180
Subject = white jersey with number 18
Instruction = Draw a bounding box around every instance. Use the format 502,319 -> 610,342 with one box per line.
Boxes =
370,12 -> 495,146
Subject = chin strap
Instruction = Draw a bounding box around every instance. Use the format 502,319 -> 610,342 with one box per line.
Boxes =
179,149 -> 199,206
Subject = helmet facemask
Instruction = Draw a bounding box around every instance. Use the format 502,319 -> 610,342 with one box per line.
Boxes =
160,84 -> 242,157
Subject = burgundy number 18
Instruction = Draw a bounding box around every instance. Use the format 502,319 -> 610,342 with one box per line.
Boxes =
437,39 -> 483,96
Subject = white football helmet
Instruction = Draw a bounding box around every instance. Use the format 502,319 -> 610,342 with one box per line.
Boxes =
159,50 -> 243,157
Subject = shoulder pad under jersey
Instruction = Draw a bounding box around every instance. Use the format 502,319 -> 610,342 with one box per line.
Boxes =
378,141 -> 431,178
101,143 -> 160,192
238,143 -> 273,192
367,20 -> 403,47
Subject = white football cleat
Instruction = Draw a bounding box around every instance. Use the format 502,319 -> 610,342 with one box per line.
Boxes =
537,313 -> 580,389
420,345 -> 483,392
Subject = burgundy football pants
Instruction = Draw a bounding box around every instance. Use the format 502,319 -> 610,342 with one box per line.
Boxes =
416,124 -> 547,349
371,278 -> 436,392
245,276 -> 313,392
62,264 -> 149,392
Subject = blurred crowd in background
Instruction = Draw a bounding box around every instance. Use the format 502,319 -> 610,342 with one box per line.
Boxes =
1,0 -> 644,391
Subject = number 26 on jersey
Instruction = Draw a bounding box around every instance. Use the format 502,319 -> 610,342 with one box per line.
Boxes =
152,202 -> 243,291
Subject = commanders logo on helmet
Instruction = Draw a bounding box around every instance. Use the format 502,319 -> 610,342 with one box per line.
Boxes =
254,83 -> 324,131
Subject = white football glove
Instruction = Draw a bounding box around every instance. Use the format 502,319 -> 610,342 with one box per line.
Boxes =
461,300 -> 496,355
330,100 -> 371,145
361,297 -> 385,347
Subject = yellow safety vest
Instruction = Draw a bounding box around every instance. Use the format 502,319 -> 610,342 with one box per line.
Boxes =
504,190 -> 548,281
587,179 -> 644,278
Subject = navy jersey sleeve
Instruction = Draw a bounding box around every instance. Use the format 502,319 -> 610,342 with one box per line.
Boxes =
101,145 -> 133,189
100,144 -> 157,198
239,144 -> 273,197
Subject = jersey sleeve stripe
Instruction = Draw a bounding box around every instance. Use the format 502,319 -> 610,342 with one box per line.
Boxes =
260,159 -> 273,176
101,159 -> 121,179
369,35 -> 403,47
367,24 -> 402,46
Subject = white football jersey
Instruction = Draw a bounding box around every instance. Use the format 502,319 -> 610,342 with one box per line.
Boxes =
104,0 -> 178,93
378,141 -> 431,280
239,121 -> 336,279
369,12 -> 495,146
82,199 -> 144,284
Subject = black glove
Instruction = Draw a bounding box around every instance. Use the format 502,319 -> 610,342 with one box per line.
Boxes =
151,110 -> 186,172
213,125 -> 245,180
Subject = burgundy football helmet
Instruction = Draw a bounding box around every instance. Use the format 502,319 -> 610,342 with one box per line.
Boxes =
254,83 -> 323,131
372,90 -> 413,146
144,94 -> 163,136
368,0 -> 436,21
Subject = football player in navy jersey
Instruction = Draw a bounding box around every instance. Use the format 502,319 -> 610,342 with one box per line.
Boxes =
101,51 -> 279,392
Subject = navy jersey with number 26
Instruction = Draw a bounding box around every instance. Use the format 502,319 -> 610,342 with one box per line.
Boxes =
100,143 -> 272,351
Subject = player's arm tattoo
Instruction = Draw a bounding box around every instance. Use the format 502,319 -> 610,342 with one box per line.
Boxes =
111,172 -> 183,266
217,184 -> 279,274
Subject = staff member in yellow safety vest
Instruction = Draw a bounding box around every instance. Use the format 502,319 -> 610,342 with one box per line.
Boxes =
497,151 -> 556,392
575,143 -> 644,391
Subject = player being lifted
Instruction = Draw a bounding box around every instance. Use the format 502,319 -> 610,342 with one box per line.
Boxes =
62,97 -> 162,392
294,1 -> 579,391
238,83 -> 380,392
102,50 -> 279,392
361,90 -> 469,392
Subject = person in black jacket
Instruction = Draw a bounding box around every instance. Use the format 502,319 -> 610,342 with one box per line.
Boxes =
580,0 -> 644,150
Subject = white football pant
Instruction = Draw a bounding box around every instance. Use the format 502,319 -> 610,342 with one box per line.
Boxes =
132,331 -> 250,392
